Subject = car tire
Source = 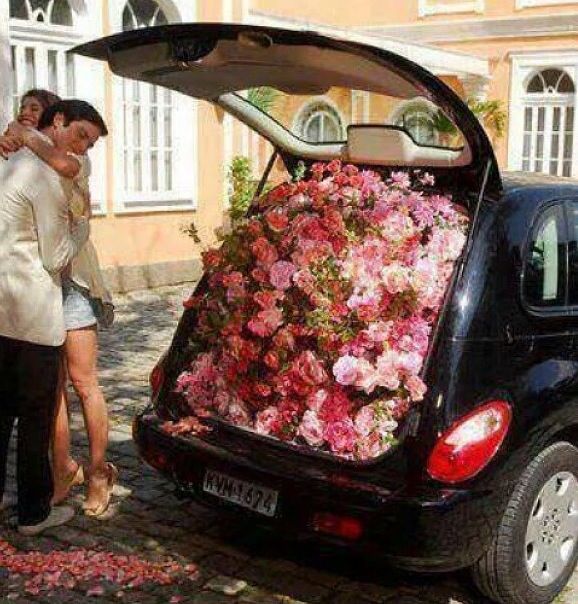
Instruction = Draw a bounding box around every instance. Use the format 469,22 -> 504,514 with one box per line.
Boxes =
471,441 -> 578,604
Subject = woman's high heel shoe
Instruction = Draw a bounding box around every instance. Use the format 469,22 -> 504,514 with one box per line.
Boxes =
51,463 -> 85,505
83,462 -> 118,518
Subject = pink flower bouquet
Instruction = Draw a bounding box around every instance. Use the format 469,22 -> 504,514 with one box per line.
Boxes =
171,161 -> 468,461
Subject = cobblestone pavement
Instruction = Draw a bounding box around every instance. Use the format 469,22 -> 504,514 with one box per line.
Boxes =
2,284 -> 578,604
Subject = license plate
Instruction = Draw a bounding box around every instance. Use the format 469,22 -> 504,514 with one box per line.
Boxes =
202,469 -> 279,517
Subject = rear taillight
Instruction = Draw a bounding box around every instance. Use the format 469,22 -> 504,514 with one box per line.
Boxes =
311,512 -> 364,541
149,362 -> 165,399
427,400 -> 512,484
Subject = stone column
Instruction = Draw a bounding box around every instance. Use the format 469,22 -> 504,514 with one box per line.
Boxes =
0,0 -> 12,130
459,74 -> 490,102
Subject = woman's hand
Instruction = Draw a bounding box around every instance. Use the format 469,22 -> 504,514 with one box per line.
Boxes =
0,134 -> 23,159
81,192 -> 93,220
0,122 -> 33,159
5,121 -> 29,141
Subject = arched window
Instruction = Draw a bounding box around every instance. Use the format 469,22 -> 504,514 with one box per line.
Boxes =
296,101 -> 345,143
120,0 -> 175,199
522,68 -> 575,177
394,103 -> 437,146
9,0 -> 76,116
9,0 -> 73,25
122,0 -> 168,29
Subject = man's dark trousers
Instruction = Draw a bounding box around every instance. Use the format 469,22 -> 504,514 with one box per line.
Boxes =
0,334 -> 60,525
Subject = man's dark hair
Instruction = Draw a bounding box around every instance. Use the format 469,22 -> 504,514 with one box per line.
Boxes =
38,99 -> 108,136
21,89 -> 61,111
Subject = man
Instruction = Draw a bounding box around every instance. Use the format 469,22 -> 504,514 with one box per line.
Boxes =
0,100 -> 107,535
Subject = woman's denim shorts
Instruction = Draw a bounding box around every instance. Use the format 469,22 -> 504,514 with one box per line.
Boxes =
62,280 -> 98,331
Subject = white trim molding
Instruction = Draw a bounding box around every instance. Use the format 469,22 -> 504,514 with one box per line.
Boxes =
418,0 -> 484,18
248,10 -> 489,79
361,11 -> 578,44
516,0 -> 578,8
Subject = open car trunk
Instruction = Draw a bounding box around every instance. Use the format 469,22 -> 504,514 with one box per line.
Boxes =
72,23 -> 500,464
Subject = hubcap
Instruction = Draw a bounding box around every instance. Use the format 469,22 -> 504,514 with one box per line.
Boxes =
525,471 -> 578,587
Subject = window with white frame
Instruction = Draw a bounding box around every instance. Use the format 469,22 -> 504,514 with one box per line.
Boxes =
418,0 -> 484,17
114,0 -> 196,211
394,101 -> 438,146
9,0 -> 77,116
296,101 -> 345,143
521,69 -> 575,177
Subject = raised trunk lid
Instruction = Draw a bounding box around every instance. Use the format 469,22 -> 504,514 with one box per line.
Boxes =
71,23 -> 501,200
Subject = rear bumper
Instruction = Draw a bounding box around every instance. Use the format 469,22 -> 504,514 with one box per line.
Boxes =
133,410 -> 507,572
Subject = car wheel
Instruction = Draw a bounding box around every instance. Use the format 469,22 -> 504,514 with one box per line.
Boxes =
471,441 -> 578,604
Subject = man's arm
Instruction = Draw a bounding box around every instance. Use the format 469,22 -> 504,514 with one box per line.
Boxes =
26,162 -> 90,274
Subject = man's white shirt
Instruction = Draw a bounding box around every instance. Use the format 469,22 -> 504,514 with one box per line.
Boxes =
0,147 -> 89,346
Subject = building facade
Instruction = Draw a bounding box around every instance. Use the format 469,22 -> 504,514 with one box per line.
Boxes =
2,0 -> 578,290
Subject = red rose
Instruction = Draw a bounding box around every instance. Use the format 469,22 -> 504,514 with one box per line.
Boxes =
263,350 -> 280,371
265,210 -> 289,232
202,249 -> 223,270
293,351 -> 327,386
254,382 -> 272,398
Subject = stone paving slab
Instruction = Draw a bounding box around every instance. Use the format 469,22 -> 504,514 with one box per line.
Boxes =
1,284 -> 577,604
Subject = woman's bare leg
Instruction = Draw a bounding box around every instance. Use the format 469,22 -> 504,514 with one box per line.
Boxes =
51,358 -> 81,503
65,326 -> 110,508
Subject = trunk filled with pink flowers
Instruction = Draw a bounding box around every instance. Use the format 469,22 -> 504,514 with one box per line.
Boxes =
165,161 -> 468,461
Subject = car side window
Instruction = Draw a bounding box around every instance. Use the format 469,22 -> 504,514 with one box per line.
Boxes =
524,205 -> 566,308
568,201 -> 578,306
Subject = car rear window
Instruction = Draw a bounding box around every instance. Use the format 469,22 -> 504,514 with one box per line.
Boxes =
524,204 -> 566,308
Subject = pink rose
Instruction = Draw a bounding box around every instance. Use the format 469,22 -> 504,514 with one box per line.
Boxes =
292,269 -> 316,294
332,355 -> 359,386
273,328 -> 296,351
390,171 -> 411,189
406,375 -> 427,402
318,387 -> 352,422
354,405 -> 375,438
247,307 -> 283,338
306,389 -> 329,413
395,351 -> 424,376
381,264 -> 411,295
255,406 -> 281,435
357,431 -> 391,461
227,400 -> 251,427
251,236 -> 278,269
269,261 -> 297,291
419,172 -> 435,187
253,290 -> 283,310
298,410 -> 325,447
293,351 -> 327,386
324,419 -> 357,454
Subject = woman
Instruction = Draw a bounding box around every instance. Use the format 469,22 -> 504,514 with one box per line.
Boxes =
2,90 -> 117,516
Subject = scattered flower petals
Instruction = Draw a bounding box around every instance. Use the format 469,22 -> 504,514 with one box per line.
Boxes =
0,539 -> 198,598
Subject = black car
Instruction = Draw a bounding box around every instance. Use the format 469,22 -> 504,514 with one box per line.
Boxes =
74,24 -> 578,604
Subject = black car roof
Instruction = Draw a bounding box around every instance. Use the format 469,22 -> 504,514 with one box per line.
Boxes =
502,171 -> 578,195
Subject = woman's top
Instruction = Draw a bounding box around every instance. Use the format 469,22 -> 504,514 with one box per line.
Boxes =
64,154 -> 114,327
